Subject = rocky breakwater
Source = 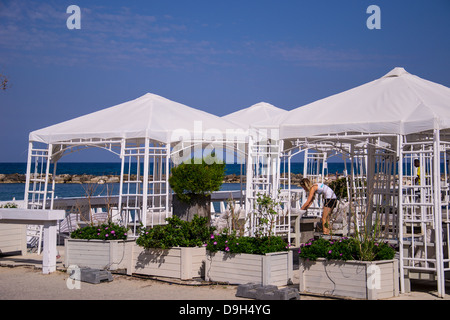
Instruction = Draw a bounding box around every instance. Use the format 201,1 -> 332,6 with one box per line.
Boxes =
0,173 -> 250,184
0,173 -> 121,184
0,172 -> 316,185
0,173 -> 26,183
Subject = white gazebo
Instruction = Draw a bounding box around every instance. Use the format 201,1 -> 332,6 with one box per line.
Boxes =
25,93 -> 245,235
278,67 -> 450,297
223,102 -> 290,235
223,102 -> 288,129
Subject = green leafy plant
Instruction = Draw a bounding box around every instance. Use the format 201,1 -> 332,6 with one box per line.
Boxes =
206,231 -> 289,255
253,192 -> 281,237
136,215 -> 215,249
0,202 -> 18,208
70,223 -> 129,240
298,237 -> 395,261
328,178 -> 348,199
168,157 -> 225,203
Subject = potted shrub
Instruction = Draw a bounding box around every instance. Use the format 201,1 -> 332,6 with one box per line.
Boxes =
169,157 -> 225,222
128,215 -> 215,280
298,237 -> 399,300
205,232 -> 292,286
205,193 -> 293,286
64,222 -> 132,271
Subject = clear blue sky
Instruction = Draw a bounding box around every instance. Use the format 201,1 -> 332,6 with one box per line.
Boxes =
0,0 -> 449,162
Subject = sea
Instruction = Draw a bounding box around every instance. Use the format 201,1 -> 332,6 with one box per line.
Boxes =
0,162 -> 347,201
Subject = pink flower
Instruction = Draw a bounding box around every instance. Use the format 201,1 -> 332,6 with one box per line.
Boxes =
328,250 -> 332,254
111,230 -> 115,234
210,235 -> 214,239
213,241 -> 217,245
105,234 -> 109,237
225,247 -> 230,252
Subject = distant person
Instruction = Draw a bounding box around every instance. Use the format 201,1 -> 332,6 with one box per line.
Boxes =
299,178 -> 337,235
414,159 -> 421,185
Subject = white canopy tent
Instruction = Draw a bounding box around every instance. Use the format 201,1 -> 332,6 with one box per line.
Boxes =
223,102 -> 288,129
223,102 -> 290,236
277,67 -> 450,297
25,93 -> 246,235
279,67 -> 450,138
30,93 -> 245,145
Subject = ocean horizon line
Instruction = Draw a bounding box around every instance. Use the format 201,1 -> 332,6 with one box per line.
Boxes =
0,162 -> 348,175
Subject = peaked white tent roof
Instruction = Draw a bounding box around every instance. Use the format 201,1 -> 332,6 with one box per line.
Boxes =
222,102 -> 288,129
279,67 -> 450,139
29,93 -> 244,144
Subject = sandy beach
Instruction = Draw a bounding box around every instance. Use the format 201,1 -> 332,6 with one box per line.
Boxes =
1,247 -> 449,302
0,265 -> 244,301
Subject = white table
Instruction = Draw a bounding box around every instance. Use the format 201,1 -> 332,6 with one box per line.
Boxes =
0,209 -> 65,274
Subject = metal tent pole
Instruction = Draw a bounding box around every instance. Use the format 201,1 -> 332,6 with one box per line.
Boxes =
142,138 -> 150,229
118,139 -> 125,226
433,129 -> 445,298
24,142 -> 33,209
398,134 -> 406,294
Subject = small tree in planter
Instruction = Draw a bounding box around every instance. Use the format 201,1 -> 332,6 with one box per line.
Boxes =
205,193 -> 293,286
205,232 -> 292,285
253,192 -> 281,237
169,157 -> 225,222
130,215 -> 215,280
207,192 -> 288,255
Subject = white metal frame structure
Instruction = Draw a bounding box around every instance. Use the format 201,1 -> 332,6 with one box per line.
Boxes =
245,130 -> 285,237
397,130 -> 449,298
24,137 -> 250,237
274,68 -> 450,298
117,138 -> 171,236
278,131 -> 449,297
25,93 -> 247,237
24,142 -> 55,252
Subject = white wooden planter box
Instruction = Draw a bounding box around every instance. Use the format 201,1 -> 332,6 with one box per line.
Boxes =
0,224 -> 27,255
205,250 -> 293,286
64,238 -> 133,271
299,258 -> 399,300
128,244 -> 206,280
